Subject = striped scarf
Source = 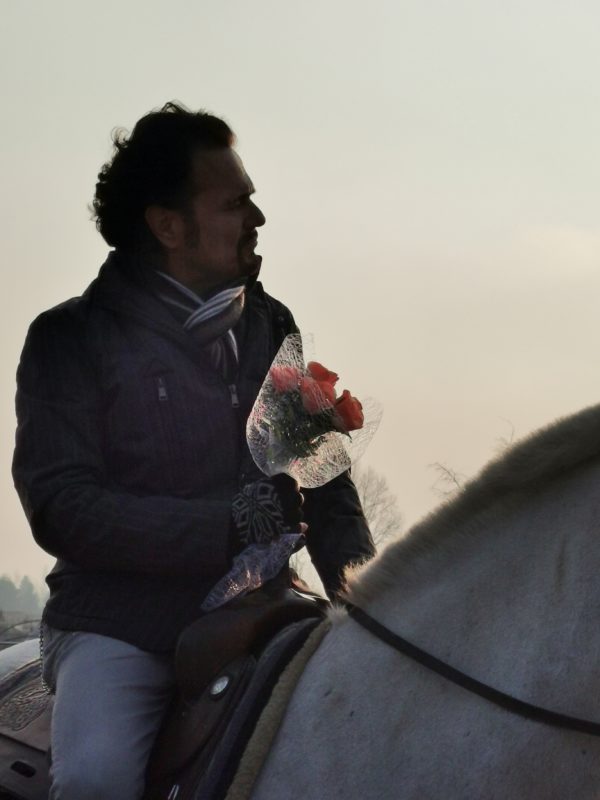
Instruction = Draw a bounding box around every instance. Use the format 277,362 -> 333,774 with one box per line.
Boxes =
152,271 -> 246,378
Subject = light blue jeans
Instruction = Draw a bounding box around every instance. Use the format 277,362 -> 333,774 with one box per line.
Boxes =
42,624 -> 175,800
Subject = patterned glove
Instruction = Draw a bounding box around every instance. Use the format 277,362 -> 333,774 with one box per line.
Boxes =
231,474 -> 304,546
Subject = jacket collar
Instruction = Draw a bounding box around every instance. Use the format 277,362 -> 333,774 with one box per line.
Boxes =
87,250 -> 271,365
88,251 -> 179,336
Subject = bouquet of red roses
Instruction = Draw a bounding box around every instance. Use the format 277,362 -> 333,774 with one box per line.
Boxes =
200,334 -> 381,612
267,362 -> 363,454
247,333 -> 381,489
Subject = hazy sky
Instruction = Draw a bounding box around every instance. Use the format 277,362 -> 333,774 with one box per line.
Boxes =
2,0 -> 600,583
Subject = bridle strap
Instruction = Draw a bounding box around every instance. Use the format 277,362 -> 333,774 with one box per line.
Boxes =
345,602 -> 600,737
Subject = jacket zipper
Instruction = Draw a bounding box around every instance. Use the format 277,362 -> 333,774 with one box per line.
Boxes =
154,374 -> 181,487
157,376 -> 169,402
228,383 -> 240,408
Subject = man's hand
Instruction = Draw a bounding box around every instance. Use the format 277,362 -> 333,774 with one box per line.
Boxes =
231,474 -> 304,547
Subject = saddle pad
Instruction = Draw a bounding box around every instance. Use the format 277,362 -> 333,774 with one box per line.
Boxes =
226,619 -> 330,800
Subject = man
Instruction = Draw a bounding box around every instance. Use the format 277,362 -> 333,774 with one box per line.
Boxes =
12,102 -> 374,799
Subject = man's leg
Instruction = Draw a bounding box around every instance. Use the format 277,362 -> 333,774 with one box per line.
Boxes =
42,625 -> 175,800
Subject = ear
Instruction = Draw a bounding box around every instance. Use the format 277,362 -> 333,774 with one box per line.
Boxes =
144,205 -> 185,250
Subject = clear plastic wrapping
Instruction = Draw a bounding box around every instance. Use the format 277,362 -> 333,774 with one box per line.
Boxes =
202,333 -> 382,609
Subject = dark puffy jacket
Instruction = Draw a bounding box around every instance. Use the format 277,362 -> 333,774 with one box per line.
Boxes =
12,253 -> 374,651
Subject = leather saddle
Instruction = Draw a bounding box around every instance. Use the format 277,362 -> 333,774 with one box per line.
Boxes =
0,577 -> 326,800
144,577 -> 327,799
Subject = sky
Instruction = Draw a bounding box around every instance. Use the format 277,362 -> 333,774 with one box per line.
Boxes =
1,0 -> 600,584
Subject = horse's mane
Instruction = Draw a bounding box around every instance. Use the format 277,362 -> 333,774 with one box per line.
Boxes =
344,401 -> 600,606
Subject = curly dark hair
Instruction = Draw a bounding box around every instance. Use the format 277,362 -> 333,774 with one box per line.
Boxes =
92,102 -> 235,250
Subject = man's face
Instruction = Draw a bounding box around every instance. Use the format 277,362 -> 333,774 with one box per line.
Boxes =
180,148 -> 266,292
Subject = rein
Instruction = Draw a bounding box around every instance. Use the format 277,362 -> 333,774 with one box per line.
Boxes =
345,602 -> 600,738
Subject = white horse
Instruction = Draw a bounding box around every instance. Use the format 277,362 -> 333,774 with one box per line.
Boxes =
4,404 -> 600,800
244,402 -> 600,799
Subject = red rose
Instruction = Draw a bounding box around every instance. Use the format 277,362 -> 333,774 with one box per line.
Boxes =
300,376 -> 336,414
270,365 -> 302,393
334,389 -> 364,432
307,361 -> 339,386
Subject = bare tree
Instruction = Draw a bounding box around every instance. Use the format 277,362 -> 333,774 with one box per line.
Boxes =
429,462 -> 467,498
430,420 -> 518,500
352,464 -> 403,546
290,464 -> 403,588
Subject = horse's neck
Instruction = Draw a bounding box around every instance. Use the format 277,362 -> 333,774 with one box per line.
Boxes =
252,440 -> 600,799
358,455 -> 600,705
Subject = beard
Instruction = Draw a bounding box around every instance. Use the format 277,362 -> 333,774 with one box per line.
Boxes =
182,217 -> 262,284
236,232 -> 262,277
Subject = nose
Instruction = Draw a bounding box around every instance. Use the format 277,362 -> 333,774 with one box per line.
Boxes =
251,200 -> 266,229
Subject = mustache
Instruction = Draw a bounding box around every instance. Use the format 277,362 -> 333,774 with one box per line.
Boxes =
241,231 -> 258,245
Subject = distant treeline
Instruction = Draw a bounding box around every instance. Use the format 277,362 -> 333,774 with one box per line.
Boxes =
0,575 -> 47,618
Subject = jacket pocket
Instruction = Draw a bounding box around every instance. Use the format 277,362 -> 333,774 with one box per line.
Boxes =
103,357 -> 185,494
